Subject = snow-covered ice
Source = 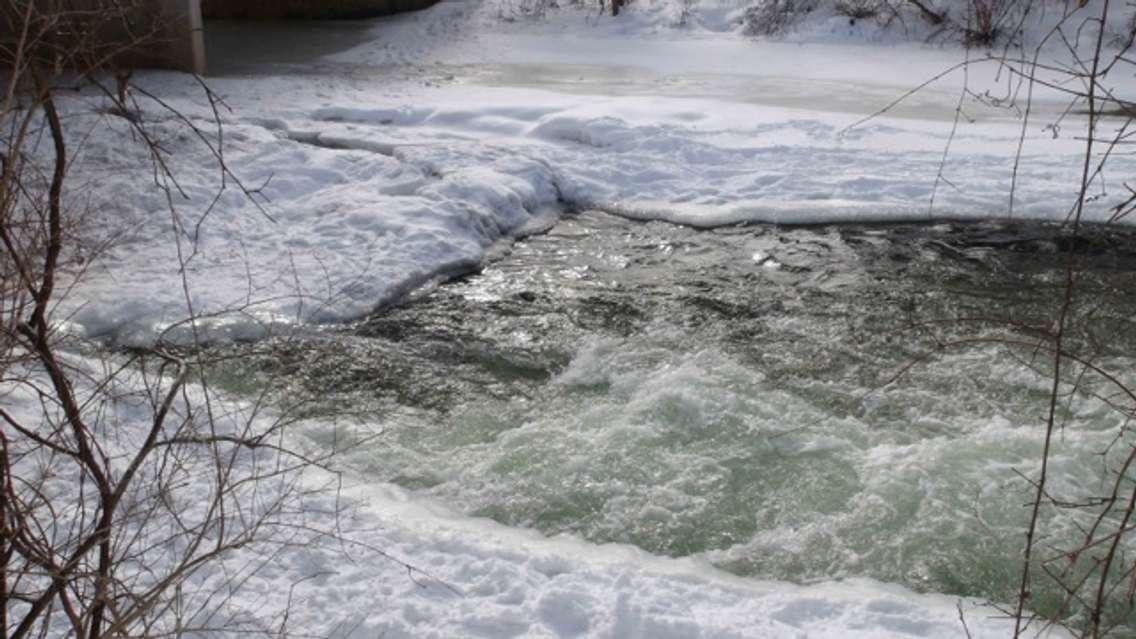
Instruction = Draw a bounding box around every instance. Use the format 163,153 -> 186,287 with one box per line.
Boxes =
55,0 -> 1136,345
237,477 -> 1055,638
3,351 -> 1062,638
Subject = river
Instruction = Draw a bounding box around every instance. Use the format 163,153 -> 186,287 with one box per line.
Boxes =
203,211 -> 1136,630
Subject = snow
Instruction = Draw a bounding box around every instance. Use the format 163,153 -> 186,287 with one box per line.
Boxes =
249,477 -> 1050,639
63,17 -> 1136,343
1,344 -> 1068,638
24,0 -> 1136,634
0,355 -> 1058,638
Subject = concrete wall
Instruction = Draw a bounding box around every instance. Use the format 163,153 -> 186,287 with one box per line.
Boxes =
87,0 -> 205,74
201,0 -> 439,20
159,0 -> 206,74
120,0 -> 205,73
115,0 -> 206,72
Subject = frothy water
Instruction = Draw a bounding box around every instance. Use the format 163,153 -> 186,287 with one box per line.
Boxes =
221,212 -> 1136,628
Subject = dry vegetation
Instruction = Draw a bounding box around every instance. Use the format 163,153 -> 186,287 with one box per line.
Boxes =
0,3 -> 365,636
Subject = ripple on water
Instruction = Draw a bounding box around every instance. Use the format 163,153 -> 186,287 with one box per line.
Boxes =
223,212 -> 1136,628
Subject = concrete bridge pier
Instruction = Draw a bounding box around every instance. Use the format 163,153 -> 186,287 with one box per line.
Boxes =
160,0 -> 206,74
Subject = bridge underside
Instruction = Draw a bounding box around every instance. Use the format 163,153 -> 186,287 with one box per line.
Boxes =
201,0 -> 439,20
2,0 -> 439,77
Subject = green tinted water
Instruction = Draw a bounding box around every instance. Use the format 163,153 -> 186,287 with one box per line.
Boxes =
219,212 -> 1136,628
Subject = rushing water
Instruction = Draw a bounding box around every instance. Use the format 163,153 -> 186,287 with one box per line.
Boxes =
214,211 -> 1136,628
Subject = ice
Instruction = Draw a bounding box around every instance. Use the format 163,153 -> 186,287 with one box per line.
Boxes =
63,69 -> 1132,345
212,471 -> 1064,639
45,2 -> 1131,345
6,353 -> 1052,637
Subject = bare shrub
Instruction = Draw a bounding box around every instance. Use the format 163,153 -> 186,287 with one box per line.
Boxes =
850,1 -> 1136,634
0,2 -> 367,636
835,0 -> 884,20
742,0 -> 821,36
498,0 -> 562,20
736,1 -> 1053,46
958,0 -> 1014,45
904,0 -> 945,25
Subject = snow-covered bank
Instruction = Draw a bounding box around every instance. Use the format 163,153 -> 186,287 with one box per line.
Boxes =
32,0 -> 1124,344
260,477 -> 1052,639
67,26 -> 1136,343
2,353 -> 1063,638
42,0 -> 1133,344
